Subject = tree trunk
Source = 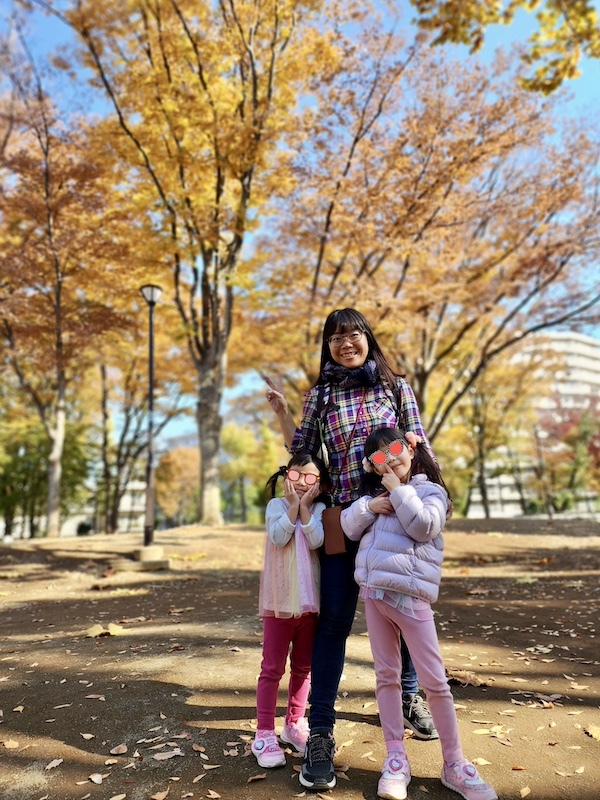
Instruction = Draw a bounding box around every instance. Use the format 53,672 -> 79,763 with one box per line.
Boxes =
476,427 -> 490,519
197,382 -> 223,526
507,448 -> 528,514
46,398 -> 66,537
100,363 -> 113,533
239,475 -> 247,523
109,487 -> 124,534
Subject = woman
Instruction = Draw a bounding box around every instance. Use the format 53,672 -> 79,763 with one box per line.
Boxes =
266,308 -> 438,791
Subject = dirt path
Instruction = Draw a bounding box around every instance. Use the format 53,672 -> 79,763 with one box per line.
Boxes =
0,517 -> 599,800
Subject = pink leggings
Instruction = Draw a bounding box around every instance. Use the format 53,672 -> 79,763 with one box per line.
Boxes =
364,597 -> 463,764
256,613 -> 318,731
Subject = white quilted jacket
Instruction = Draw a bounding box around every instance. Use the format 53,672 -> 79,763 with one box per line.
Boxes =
340,474 -> 448,604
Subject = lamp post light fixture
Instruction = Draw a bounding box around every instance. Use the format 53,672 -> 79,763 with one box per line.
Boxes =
140,284 -> 163,547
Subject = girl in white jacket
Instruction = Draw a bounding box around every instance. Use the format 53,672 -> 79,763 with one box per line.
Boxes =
341,427 -> 497,800
252,453 -> 330,769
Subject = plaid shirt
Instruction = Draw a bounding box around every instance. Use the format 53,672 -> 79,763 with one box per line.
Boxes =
291,378 -> 431,505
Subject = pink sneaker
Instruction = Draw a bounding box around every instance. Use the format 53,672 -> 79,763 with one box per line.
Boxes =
377,751 -> 411,800
251,730 -> 286,768
441,759 -> 498,800
280,718 -> 309,754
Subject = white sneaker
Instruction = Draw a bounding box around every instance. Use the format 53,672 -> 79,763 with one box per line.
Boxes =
441,759 -> 498,800
377,751 -> 411,800
280,718 -> 309,753
251,730 -> 286,768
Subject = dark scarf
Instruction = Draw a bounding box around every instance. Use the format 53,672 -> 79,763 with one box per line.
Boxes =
321,359 -> 379,389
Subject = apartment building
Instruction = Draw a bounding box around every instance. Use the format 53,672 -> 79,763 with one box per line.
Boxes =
467,330 -> 600,518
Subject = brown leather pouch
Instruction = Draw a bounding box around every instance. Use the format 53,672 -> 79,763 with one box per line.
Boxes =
322,506 -> 347,555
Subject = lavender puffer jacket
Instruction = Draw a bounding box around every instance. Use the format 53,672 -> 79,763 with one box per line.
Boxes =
340,474 -> 448,604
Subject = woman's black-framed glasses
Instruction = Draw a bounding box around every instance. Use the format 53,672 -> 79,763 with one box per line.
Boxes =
327,330 -> 365,348
287,469 -> 319,485
369,439 -> 404,467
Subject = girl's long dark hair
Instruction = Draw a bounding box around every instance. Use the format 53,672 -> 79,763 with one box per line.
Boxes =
314,308 -> 401,393
265,452 -> 331,504
361,427 -> 451,500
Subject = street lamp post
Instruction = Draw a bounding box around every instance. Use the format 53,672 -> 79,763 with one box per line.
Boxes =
140,284 -> 162,547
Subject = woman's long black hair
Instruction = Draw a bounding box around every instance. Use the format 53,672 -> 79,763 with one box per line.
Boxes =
314,308 -> 401,394
265,451 -> 331,504
361,426 -> 451,500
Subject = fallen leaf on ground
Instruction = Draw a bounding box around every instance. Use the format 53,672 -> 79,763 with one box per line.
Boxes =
584,725 -> 600,740
110,743 -> 128,754
520,786 -> 531,797
446,668 -> 492,687
85,624 -> 107,637
247,773 -> 266,782
108,795 -> 127,800
107,623 -> 125,635
151,790 -> 169,800
2,740 -> 19,749
472,758 -> 491,765
89,773 -> 104,784
152,749 -> 184,760
80,733 -> 95,740
206,791 -> 221,799
45,758 -> 63,770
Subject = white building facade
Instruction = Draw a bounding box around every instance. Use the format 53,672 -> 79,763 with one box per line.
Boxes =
467,330 -> 600,519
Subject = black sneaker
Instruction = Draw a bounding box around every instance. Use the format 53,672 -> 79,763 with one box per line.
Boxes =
299,731 -> 336,789
402,694 -> 439,740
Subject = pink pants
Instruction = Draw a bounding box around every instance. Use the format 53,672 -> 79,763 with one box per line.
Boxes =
364,597 -> 463,763
256,613 -> 318,731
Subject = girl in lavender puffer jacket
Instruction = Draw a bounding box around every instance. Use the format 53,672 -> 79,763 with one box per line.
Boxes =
340,427 -> 497,800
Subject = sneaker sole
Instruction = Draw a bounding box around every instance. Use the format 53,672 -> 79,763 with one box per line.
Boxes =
253,752 -> 286,769
402,717 -> 439,741
377,779 -> 410,800
279,731 -> 306,754
299,771 -> 336,790
441,775 -> 498,800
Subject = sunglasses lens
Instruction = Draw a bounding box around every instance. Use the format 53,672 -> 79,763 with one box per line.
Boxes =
371,451 -> 387,465
287,469 -> 300,481
305,474 -> 318,485
389,441 -> 404,456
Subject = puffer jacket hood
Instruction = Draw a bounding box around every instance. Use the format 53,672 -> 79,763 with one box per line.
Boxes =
340,474 -> 448,604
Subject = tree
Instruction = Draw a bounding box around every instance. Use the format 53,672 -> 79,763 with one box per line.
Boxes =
0,393 -> 92,538
235,41 -> 600,448
0,43 -> 132,535
95,303 -> 194,534
409,0 -> 600,93
447,354 -> 544,517
536,392 -> 600,511
155,446 -> 200,528
27,0 -> 346,525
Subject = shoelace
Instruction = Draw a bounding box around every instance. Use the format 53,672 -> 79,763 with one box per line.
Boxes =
307,735 -> 333,765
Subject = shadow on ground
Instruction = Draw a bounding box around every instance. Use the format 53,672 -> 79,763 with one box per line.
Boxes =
0,518 -> 599,800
